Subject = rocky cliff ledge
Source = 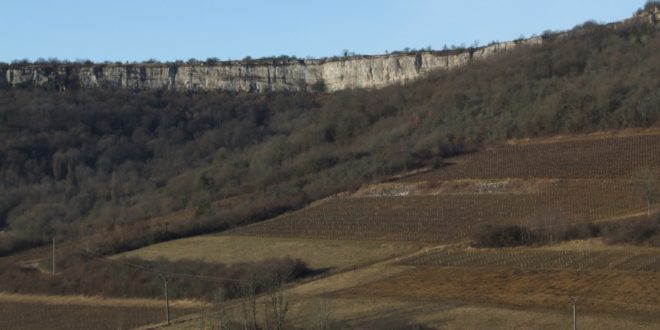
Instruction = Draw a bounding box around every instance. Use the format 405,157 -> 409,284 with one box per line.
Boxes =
0,37 -> 542,92
0,37 -> 544,93
2,7 -> 659,94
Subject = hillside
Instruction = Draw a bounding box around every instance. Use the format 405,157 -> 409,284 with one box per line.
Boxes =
123,129 -> 660,270
3,6 -> 660,328
221,130 -> 659,242
2,9 -> 660,256
124,130 -> 660,329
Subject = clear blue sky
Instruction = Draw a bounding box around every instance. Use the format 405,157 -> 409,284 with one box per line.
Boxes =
1,0 -> 647,63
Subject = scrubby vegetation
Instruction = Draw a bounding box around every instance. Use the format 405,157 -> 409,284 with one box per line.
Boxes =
642,0 -> 660,13
601,215 -> 660,245
0,253 -> 309,302
1,18 -> 660,255
473,215 -> 660,248
473,223 -> 601,248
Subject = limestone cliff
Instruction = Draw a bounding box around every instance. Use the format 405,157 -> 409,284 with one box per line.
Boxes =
0,37 -> 543,93
3,7 -> 659,94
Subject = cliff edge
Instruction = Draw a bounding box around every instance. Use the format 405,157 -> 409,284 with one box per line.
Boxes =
1,7 -> 657,94
0,38 -> 542,93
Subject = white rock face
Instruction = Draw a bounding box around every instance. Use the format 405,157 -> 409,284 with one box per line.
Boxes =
1,38 -> 542,93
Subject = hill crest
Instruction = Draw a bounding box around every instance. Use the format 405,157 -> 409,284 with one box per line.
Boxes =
3,6 -> 658,94
0,37 -> 543,93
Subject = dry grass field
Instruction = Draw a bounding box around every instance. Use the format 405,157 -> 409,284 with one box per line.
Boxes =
119,235 -> 422,269
117,234 -> 422,270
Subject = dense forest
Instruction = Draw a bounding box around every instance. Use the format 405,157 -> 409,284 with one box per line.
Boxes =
1,17 -> 659,255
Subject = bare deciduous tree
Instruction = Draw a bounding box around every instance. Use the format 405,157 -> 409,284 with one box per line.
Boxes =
309,298 -> 333,330
633,167 -> 659,219
240,273 -> 259,330
263,268 -> 291,330
216,288 -> 232,330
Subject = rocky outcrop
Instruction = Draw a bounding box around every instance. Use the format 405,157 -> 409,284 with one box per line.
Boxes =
3,8 -> 658,94
0,37 -> 545,93
636,6 -> 660,24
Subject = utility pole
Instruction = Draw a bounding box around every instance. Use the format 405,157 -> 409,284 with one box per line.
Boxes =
161,274 -> 170,326
84,229 -> 89,257
571,296 -> 578,330
52,237 -> 56,276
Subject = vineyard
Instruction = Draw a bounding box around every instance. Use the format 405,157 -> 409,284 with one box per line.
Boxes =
0,301 -> 199,330
400,134 -> 660,181
337,266 -> 660,314
230,133 -> 660,243
231,179 -> 645,242
400,248 -> 660,272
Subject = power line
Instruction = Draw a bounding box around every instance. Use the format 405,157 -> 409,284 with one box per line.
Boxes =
78,246 -> 244,283
75,246 -> 247,327
580,297 -> 660,310
52,237 -> 56,276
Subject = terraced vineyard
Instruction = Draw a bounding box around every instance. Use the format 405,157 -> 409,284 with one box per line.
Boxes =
400,134 -> 660,181
400,249 -> 660,272
232,179 -> 644,242
232,133 -> 659,243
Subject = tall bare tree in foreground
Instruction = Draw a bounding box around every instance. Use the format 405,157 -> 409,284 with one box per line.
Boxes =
215,288 -> 232,330
240,273 -> 259,330
263,267 -> 292,330
309,298 -> 333,330
633,167 -> 659,219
